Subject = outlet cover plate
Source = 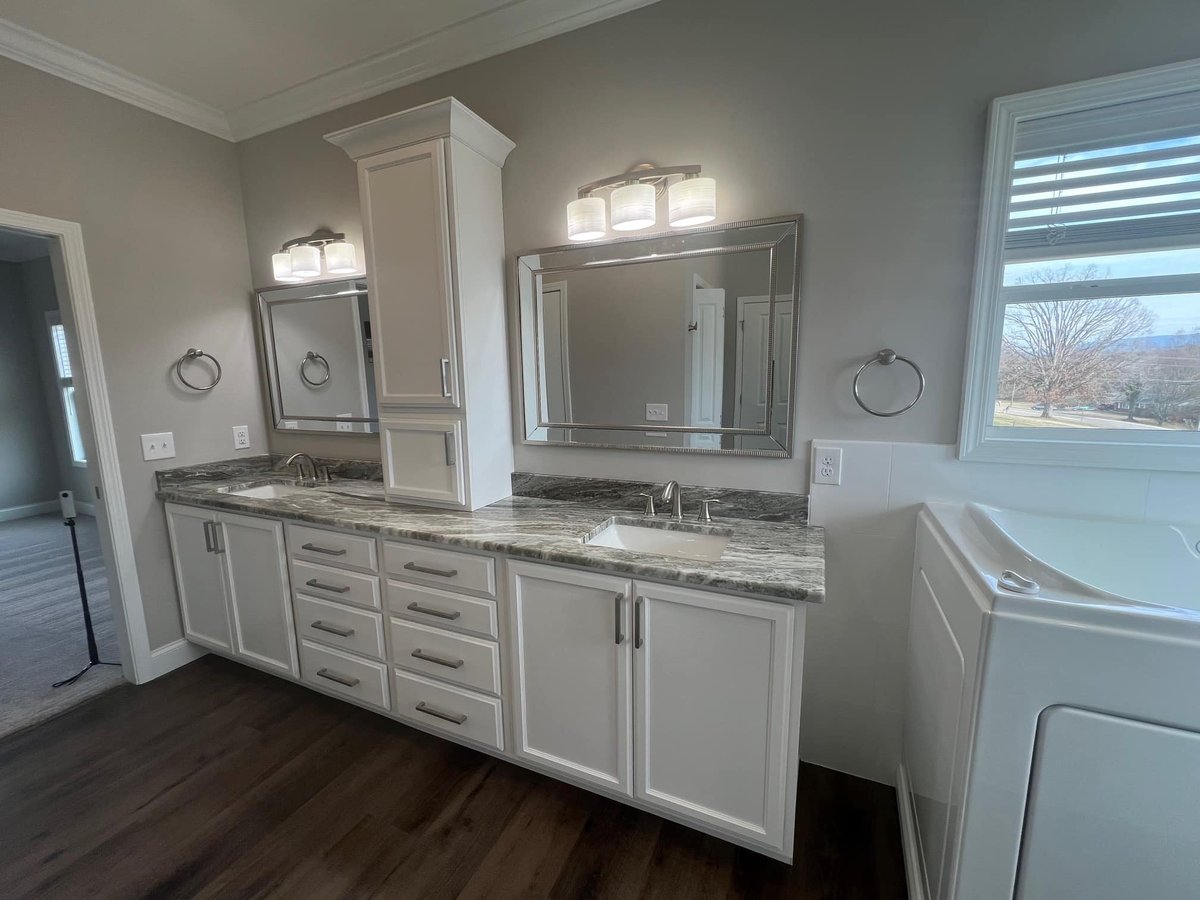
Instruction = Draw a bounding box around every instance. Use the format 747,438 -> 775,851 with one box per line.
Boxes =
232,425 -> 250,450
141,432 -> 176,461
813,444 -> 842,485
645,403 -> 669,422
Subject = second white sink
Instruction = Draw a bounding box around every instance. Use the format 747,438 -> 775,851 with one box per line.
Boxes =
585,517 -> 731,562
226,482 -> 311,499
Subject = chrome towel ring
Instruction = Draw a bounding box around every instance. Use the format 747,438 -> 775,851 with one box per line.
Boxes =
300,350 -> 331,387
175,348 -> 222,392
853,349 -> 925,417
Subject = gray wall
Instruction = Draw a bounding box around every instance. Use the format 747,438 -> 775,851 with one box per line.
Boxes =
237,0 -> 1200,483
0,57 -> 266,649
0,261 -> 60,511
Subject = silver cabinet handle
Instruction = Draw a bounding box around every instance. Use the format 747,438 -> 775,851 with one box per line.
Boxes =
411,649 -> 464,669
306,578 -> 350,594
406,601 -> 461,620
635,596 -> 644,649
211,522 -> 225,554
443,431 -> 456,467
416,700 -> 467,725
316,668 -> 360,687
301,542 -> 346,556
440,358 -> 452,398
202,521 -> 216,553
311,620 -> 354,638
403,561 -> 458,578
614,592 -> 625,645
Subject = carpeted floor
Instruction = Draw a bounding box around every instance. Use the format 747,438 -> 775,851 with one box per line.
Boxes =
0,513 -> 124,738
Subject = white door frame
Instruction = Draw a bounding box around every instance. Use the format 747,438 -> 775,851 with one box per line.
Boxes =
0,206 -> 166,684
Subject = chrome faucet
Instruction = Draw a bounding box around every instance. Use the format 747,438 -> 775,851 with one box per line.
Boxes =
659,480 -> 683,521
281,452 -> 318,484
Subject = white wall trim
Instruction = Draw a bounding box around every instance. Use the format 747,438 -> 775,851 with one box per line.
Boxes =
146,637 -> 208,680
226,0 -> 662,140
0,206 -> 152,684
0,500 -> 59,522
0,18 -> 231,140
896,765 -> 930,900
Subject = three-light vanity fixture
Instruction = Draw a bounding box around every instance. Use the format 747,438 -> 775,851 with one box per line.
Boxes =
271,229 -> 359,282
566,164 -> 717,241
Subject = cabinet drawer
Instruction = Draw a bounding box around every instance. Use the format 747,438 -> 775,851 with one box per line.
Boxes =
387,580 -> 498,639
390,618 -> 500,695
300,640 -> 389,710
288,523 -> 377,573
291,559 -> 380,610
383,541 -> 495,597
392,669 -> 503,751
294,594 -> 385,660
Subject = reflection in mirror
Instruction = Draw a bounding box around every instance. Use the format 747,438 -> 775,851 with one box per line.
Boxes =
517,217 -> 801,456
256,280 -> 378,434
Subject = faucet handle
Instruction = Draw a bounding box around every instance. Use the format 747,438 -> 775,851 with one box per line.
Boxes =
697,498 -> 722,523
636,492 -> 656,517
317,466 -> 332,483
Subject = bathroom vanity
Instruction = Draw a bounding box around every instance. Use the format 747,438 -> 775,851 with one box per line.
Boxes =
157,460 -> 823,861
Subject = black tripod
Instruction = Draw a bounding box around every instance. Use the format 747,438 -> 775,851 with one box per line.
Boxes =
53,516 -> 119,688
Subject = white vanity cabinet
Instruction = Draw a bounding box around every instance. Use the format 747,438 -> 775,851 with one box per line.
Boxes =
165,503 -> 298,678
326,98 -> 516,511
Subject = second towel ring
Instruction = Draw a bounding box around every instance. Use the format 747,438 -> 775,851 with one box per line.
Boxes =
853,349 -> 925,417
175,349 -> 222,392
300,350 -> 331,387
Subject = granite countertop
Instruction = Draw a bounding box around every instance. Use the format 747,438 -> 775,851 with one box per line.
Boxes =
156,460 -> 824,603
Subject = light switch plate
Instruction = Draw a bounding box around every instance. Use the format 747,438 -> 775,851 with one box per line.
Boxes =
141,432 -> 175,461
232,425 -> 250,450
813,444 -> 843,485
645,403 -> 669,422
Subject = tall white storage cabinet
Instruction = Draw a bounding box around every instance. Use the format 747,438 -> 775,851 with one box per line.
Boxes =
327,98 -> 515,511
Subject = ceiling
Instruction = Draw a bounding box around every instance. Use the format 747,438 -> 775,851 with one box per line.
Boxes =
0,227 -> 50,263
0,0 -> 659,141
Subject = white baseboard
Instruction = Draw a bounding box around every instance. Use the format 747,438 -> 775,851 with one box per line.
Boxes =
142,637 -> 208,682
896,764 -> 929,900
0,500 -> 59,522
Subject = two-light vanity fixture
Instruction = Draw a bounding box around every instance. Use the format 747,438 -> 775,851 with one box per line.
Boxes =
271,229 -> 359,283
566,164 -> 716,241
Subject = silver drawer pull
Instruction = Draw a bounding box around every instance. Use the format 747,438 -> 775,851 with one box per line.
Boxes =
311,620 -> 354,638
415,700 -> 467,725
411,648 -> 464,669
306,578 -> 350,594
440,358 -> 452,397
301,542 -> 347,556
316,668 -> 360,687
403,562 -> 458,578
406,601 -> 461,621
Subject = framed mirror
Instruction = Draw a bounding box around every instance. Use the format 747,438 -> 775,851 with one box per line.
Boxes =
256,279 -> 378,434
515,216 -> 801,456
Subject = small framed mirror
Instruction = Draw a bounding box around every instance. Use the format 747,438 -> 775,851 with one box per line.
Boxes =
256,279 -> 378,434
515,216 -> 802,456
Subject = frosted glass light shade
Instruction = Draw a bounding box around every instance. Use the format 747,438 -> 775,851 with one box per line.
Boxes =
289,243 -> 321,278
668,177 -> 717,227
610,182 -> 656,231
324,240 -> 358,274
567,196 -> 606,241
272,252 -> 300,282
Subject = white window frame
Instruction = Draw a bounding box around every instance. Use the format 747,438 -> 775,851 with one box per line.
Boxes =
46,310 -> 88,466
960,58 -> 1200,472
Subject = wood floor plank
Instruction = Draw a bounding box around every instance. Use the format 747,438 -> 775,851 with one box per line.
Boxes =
0,655 -> 908,900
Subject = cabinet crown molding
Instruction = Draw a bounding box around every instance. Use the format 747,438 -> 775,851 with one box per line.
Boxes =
325,96 -> 515,167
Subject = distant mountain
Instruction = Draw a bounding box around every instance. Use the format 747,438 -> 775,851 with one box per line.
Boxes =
1111,332 -> 1200,351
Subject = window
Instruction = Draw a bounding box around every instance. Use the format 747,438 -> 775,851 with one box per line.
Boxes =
961,61 -> 1200,471
46,312 -> 87,466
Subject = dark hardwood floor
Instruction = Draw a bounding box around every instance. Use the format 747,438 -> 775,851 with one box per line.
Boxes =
0,656 -> 907,899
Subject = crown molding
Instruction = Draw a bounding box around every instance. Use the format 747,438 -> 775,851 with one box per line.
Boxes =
227,0 -> 662,141
0,17 -> 232,140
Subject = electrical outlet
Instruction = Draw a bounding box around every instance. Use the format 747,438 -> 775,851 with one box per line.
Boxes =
645,403 -> 669,422
232,425 -> 250,450
140,432 -> 176,461
813,445 -> 842,485
336,414 -> 353,432
283,420 -> 299,429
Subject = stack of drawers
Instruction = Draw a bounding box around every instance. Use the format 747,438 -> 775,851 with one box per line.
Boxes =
384,540 -> 504,751
286,523 -> 389,710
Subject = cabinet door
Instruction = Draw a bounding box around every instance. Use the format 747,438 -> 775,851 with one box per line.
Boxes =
359,138 -> 459,408
508,561 -> 633,795
218,511 -> 298,678
381,415 -> 465,506
165,503 -> 231,652
633,582 -> 794,849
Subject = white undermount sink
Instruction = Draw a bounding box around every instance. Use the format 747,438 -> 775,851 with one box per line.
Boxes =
225,483 -> 311,499
585,517 -> 731,562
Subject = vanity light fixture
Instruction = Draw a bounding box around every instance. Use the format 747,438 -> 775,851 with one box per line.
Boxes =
567,164 -> 717,241
271,229 -> 360,282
